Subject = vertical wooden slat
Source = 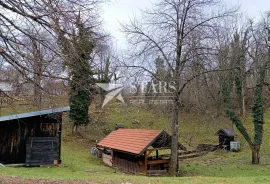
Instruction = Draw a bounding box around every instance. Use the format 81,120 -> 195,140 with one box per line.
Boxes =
113,156 -> 141,174
144,151 -> 148,175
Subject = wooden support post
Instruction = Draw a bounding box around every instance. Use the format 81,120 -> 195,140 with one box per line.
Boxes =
156,150 -> 159,159
144,150 -> 153,175
111,150 -> 114,167
144,151 -> 148,175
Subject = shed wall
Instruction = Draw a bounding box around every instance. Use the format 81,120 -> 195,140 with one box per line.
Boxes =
113,156 -> 143,174
112,151 -> 144,174
0,113 -> 62,164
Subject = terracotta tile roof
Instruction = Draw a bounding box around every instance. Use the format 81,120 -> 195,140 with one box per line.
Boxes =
97,129 -> 163,155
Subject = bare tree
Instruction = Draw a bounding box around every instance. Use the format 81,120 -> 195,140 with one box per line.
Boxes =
121,0 -> 237,175
0,0 -> 102,94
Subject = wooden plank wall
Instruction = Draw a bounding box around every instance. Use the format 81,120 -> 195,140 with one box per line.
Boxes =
113,156 -> 143,174
0,114 -> 61,164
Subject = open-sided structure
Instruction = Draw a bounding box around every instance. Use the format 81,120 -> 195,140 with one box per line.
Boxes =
0,107 -> 69,166
97,128 -> 186,175
216,127 -> 236,150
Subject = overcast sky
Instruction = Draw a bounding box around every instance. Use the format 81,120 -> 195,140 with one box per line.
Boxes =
101,0 -> 270,47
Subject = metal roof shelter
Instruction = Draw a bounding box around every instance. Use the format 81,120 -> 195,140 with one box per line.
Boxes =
0,107 -> 69,166
0,106 -> 70,122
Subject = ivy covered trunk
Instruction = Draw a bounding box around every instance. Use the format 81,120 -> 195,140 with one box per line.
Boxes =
222,64 -> 266,165
69,90 -> 91,135
250,69 -> 265,164
250,145 -> 261,164
57,15 -> 95,135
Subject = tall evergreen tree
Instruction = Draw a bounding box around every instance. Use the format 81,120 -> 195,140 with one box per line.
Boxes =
58,15 -> 94,134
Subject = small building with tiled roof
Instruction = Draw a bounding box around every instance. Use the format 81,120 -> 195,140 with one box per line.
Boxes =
96,128 -> 186,175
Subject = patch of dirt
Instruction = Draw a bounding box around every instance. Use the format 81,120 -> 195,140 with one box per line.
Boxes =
0,177 -> 95,184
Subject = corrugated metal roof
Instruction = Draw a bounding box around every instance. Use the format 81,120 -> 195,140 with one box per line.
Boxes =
97,129 -> 163,155
0,106 -> 70,122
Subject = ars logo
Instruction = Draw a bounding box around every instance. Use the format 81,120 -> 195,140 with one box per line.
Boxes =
95,83 -> 125,108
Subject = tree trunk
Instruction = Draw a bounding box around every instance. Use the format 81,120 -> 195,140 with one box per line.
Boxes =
32,40 -> 43,110
98,89 -> 106,110
73,123 -> 78,136
95,93 -> 103,111
34,81 -> 42,109
170,99 -> 179,176
250,144 -> 260,164
241,83 -> 246,116
216,98 -> 221,117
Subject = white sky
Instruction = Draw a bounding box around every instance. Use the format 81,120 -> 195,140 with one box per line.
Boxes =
101,0 -> 270,48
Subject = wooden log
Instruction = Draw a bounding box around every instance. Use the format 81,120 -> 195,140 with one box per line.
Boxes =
196,144 -> 219,151
147,169 -> 168,175
178,151 -> 208,160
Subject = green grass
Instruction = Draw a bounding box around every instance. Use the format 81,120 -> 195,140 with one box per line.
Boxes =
1,140 -> 270,184
1,101 -> 270,183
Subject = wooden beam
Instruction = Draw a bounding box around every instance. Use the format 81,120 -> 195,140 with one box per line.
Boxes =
147,159 -> 170,165
146,148 -> 170,151
146,150 -> 153,157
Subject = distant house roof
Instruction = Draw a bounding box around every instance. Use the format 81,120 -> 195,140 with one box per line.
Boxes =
0,82 -> 14,92
216,127 -> 236,137
0,106 -> 70,122
98,129 -> 164,155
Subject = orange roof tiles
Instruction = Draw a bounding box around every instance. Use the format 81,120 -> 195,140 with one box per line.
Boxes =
97,129 -> 162,155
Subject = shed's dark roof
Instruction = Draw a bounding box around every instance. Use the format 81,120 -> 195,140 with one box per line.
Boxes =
0,106 -> 70,122
98,129 -> 164,155
216,127 -> 236,137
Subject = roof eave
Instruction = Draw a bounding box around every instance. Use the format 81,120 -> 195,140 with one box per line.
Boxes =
138,130 -> 165,155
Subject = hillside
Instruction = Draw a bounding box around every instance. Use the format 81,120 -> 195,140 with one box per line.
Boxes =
0,102 -> 270,183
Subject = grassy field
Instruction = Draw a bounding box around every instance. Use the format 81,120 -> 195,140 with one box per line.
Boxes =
0,101 -> 270,183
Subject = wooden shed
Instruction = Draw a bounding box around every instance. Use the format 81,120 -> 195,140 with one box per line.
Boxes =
0,107 -> 69,166
215,127 -> 236,150
97,129 -> 186,175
